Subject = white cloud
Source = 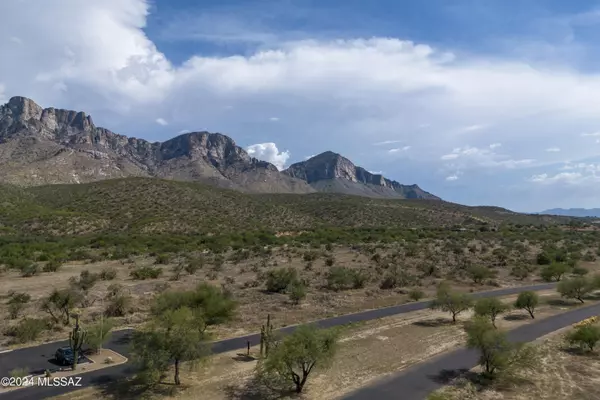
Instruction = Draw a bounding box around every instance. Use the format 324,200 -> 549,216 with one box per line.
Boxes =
446,174 -> 459,181
461,124 -> 488,132
269,117 -> 279,122
389,146 -> 411,153
489,143 -> 501,149
530,162 -> 600,185
246,142 -> 290,170
9,37 -> 22,44
4,1 -> 600,208
155,118 -> 168,126
369,170 -> 383,175
374,140 -> 402,146
545,147 -> 561,152
178,129 -> 190,134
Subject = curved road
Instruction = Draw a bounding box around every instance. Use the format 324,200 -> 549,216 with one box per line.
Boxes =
344,302 -> 600,400
0,282 -> 556,399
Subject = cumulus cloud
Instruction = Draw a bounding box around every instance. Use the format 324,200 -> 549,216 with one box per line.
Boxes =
3,0 -> 600,207
530,162 -> 600,184
489,143 -> 501,149
246,142 -> 290,170
155,118 -> 168,126
446,174 -> 460,181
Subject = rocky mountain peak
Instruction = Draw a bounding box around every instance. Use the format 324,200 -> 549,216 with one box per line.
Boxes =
283,151 -> 440,200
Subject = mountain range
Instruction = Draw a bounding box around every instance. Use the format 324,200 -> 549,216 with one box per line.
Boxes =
539,208 -> 600,218
0,96 -> 438,200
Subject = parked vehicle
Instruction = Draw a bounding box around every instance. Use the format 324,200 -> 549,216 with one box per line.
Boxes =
54,346 -> 85,366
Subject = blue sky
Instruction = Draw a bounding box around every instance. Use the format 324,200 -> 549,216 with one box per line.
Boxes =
3,0 -> 600,211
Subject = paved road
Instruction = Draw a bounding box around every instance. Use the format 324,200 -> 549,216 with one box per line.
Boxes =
344,302 -> 600,400
0,282 -> 556,399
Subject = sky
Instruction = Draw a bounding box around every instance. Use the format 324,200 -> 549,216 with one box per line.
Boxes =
3,0 -> 600,212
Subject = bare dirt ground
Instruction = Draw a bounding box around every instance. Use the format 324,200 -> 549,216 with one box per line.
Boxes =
3,242 -> 584,347
429,324 -> 600,400
49,291 -> 594,400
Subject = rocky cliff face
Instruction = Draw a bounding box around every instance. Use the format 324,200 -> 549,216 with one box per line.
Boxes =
0,96 -> 438,200
284,151 -> 440,200
0,97 -> 312,192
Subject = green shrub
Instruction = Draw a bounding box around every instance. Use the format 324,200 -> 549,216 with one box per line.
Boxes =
326,267 -> 364,291
408,289 -> 425,302
130,266 -> 163,280
154,253 -> 171,265
100,267 -> 117,280
467,265 -> 497,284
42,260 -> 62,273
266,267 -> 298,293
288,281 -> 307,305
20,263 -> 40,277
6,318 -> 49,343
566,324 -> 600,352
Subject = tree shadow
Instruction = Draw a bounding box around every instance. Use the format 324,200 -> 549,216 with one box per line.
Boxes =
232,353 -> 257,362
546,298 -> 581,308
559,345 -> 598,357
224,376 -> 296,400
503,313 -> 531,321
413,317 -> 454,327
427,368 -> 475,384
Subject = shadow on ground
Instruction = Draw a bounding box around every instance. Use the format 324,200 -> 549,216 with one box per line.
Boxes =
413,317 -> 455,327
503,313 -> 531,321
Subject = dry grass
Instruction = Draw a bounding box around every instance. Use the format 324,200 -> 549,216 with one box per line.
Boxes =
48,292 -> 593,400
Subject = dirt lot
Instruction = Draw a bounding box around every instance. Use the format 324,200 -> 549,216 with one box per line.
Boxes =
4,241 -> 585,347
49,291 -> 594,400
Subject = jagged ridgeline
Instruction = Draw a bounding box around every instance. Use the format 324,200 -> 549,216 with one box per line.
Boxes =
0,96 -> 437,199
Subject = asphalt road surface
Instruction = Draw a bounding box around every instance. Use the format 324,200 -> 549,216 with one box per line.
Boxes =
0,282 -> 556,399
344,301 -> 600,400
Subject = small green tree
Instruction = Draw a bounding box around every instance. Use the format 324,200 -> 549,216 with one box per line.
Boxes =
430,283 -> 473,323
540,263 -> 569,282
474,297 -> 509,328
259,325 -> 338,393
566,324 -> 600,352
557,277 -> 593,303
467,265 -> 496,284
510,266 -> 529,280
151,283 -> 236,331
514,291 -> 538,319
464,316 -> 536,379
86,318 -> 115,353
131,306 -> 209,385
41,289 -> 82,325
288,281 -> 307,305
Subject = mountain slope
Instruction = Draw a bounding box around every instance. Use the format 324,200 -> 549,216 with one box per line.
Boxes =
539,208 -> 600,218
0,96 -> 313,193
283,151 -> 439,199
0,178 -> 574,236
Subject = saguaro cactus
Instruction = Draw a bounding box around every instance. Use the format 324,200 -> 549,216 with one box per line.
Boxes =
259,314 -> 274,357
69,313 -> 87,370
